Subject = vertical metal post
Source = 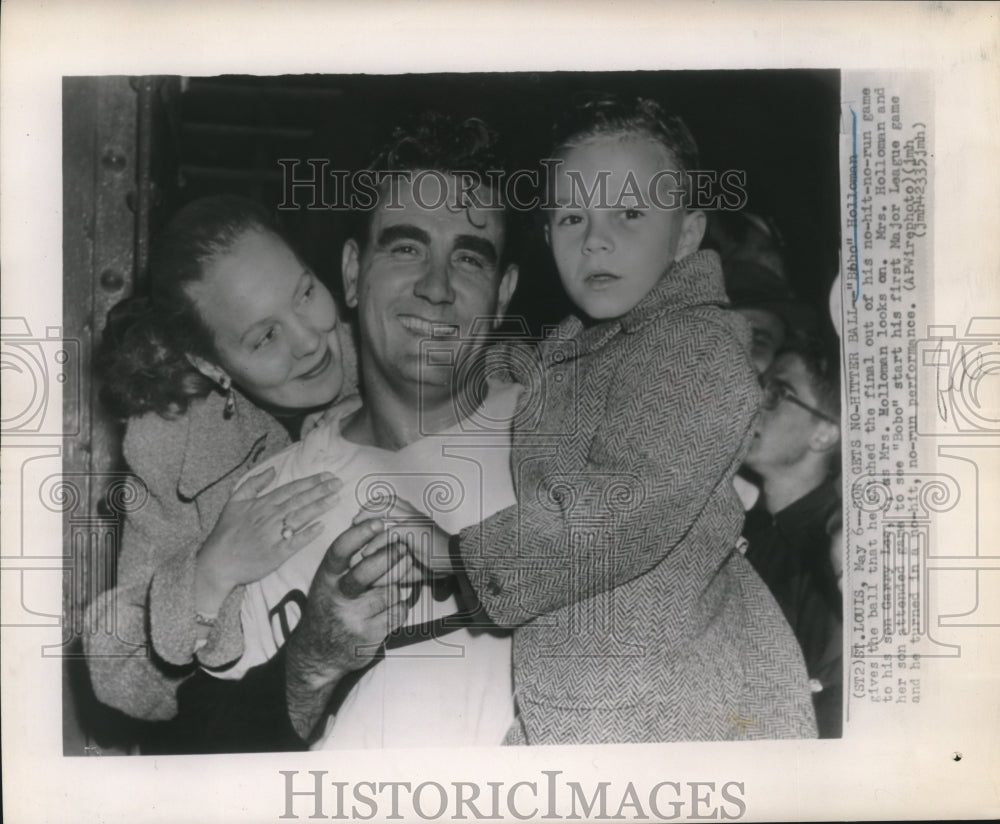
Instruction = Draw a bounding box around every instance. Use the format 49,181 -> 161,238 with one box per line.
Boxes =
62,76 -> 143,754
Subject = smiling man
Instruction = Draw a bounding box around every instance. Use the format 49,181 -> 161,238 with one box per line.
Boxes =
338,150 -> 517,445
200,113 -> 525,749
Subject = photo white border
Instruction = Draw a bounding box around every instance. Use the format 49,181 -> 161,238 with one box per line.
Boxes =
2,1 -> 998,821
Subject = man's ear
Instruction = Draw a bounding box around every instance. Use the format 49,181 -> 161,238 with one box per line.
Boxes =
496,263 -> 519,319
342,239 -> 360,309
186,353 -> 228,387
674,209 -> 707,262
809,420 -> 841,454
543,222 -> 551,249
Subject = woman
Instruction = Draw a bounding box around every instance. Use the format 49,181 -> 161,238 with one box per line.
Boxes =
84,195 -> 357,749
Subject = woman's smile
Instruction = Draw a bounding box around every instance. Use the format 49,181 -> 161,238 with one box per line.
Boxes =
297,345 -> 334,381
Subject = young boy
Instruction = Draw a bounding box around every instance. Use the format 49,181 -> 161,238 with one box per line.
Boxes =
362,96 -> 817,744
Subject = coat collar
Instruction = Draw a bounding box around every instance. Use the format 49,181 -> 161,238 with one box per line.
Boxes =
539,249 -> 729,362
176,390 -> 290,501
618,248 -> 729,333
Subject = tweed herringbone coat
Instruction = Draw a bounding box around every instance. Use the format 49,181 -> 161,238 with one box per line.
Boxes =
459,250 -> 818,744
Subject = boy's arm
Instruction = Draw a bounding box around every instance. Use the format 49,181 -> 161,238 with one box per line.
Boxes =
458,317 -> 759,627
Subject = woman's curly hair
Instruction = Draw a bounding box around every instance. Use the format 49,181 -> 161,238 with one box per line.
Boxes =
97,195 -> 277,420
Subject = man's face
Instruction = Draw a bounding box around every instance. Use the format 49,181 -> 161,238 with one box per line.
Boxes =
342,175 -> 518,397
744,352 -> 837,477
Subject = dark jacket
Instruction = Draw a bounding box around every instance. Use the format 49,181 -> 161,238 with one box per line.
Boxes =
744,479 -> 843,737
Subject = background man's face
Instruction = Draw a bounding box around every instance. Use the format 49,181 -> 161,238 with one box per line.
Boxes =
744,352 -> 831,477
343,176 -> 517,395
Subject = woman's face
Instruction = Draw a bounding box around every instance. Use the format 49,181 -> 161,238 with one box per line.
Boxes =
186,227 -> 345,412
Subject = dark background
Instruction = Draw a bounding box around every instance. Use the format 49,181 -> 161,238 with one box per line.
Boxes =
170,70 -> 842,331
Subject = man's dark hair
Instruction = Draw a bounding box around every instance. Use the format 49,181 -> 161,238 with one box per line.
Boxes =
371,112 -> 505,180
550,92 -> 700,177
349,112 -> 515,268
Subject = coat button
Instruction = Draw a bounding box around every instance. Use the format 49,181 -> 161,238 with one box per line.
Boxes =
486,576 -> 503,596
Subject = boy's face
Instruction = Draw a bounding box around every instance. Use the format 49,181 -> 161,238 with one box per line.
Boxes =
547,136 -> 705,320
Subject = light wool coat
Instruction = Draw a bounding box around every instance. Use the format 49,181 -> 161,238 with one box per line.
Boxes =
84,390 -> 291,720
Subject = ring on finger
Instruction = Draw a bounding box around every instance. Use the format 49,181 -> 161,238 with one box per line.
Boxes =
280,516 -> 295,542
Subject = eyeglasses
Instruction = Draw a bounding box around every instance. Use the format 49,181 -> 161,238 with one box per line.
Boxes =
760,378 -> 839,425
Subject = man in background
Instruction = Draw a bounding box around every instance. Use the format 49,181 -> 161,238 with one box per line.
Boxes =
740,333 -> 843,737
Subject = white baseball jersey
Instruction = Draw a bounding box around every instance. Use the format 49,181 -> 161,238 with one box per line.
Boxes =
211,381 -> 520,749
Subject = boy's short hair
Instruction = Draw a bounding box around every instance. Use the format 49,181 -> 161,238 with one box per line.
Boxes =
550,92 -> 700,176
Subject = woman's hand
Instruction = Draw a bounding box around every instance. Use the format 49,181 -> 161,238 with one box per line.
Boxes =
195,467 -> 343,615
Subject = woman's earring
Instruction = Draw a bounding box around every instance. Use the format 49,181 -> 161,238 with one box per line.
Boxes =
220,376 -> 236,420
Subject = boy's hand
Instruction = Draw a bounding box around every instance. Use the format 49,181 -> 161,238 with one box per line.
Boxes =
351,499 -> 455,577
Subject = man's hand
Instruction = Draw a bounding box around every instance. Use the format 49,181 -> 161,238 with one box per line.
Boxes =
350,498 -> 456,579
284,524 -> 416,742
